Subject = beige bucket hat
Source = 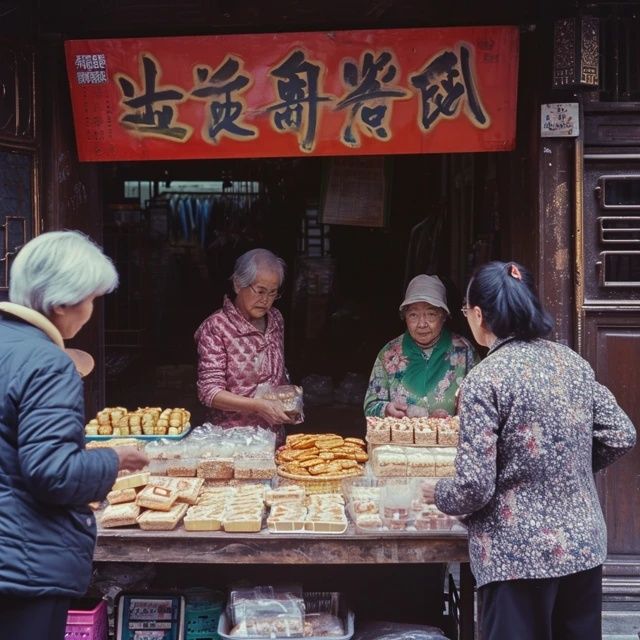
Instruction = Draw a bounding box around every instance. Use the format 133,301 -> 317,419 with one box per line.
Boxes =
399,275 -> 450,314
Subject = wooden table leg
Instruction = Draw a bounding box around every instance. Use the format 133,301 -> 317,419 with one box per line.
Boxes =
460,562 -> 475,640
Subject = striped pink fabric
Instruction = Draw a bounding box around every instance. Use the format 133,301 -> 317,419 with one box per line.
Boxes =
194,296 -> 287,428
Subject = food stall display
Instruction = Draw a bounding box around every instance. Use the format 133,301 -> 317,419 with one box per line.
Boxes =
88,414 -> 474,639
85,406 -> 191,437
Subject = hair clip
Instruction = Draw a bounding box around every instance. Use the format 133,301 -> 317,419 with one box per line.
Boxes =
509,264 -> 523,281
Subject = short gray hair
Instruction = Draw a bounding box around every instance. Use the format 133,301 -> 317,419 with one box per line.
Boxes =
231,248 -> 286,289
9,230 -> 118,315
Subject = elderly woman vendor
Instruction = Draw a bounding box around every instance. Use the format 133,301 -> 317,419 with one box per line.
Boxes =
195,248 -> 293,430
364,275 -> 478,417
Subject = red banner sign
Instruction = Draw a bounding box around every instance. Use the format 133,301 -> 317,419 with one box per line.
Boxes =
64,27 -> 519,162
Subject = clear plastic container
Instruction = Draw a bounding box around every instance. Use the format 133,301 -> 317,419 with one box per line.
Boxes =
147,458 -> 168,475
166,457 -> 197,477
380,478 -> 413,530
197,457 -> 234,480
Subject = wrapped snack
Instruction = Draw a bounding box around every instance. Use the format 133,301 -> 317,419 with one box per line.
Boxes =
184,505 -> 225,531
112,471 -> 149,491
406,450 -> 436,477
137,502 -> 188,530
366,416 -> 391,444
437,416 -> 460,446
304,612 -> 345,637
100,502 -> 140,528
414,418 -> 438,445
434,448 -> 456,477
234,457 -> 264,480
355,513 -> 384,530
136,484 -> 179,511
265,484 -> 305,506
371,446 -> 407,477
227,588 -> 305,637
390,419 -> 414,444
106,487 -> 137,505
197,457 -> 234,480
147,475 -> 204,505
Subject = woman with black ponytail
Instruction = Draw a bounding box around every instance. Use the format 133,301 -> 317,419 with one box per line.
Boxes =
426,260 -> 636,640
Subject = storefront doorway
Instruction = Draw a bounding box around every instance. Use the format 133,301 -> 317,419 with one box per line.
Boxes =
100,151 -> 511,433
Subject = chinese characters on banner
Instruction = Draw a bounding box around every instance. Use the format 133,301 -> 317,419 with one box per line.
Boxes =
64,27 -> 519,161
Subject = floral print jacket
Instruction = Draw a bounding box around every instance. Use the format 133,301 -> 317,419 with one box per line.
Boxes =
364,332 -> 479,417
194,296 -> 287,428
435,337 -> 636,588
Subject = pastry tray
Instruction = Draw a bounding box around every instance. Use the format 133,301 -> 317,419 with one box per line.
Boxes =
86,424 -> 192,442
217,609 -> 355,640
267,519 -> 348,534
366,439 -> 458,449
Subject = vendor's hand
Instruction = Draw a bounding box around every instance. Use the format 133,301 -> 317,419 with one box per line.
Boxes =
385,400 -> 408,418
115,446 -> 149,472
252,398 -> 293,425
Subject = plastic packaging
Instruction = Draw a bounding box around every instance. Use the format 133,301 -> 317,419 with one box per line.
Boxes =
226,587 -> 305,637
254,384 -> 304,424
354,621 -> 448,640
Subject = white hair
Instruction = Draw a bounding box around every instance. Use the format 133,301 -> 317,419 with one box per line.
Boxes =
9,230 -> 118,315
231,248 -> 286,289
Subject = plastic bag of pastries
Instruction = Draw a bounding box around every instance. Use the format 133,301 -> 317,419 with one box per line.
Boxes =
254,383 -> 304,424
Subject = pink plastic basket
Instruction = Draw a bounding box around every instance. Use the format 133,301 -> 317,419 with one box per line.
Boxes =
65,599 -> 108,640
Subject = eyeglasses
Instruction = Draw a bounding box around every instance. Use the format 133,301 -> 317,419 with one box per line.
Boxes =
248,284 -> 281,301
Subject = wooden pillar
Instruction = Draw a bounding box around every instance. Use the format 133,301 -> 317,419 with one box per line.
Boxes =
40,35 -> 105,417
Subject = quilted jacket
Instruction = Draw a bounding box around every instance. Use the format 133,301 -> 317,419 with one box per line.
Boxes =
0,310 -> 118,597
435,337 -> 636,588
194,296 -> 287,427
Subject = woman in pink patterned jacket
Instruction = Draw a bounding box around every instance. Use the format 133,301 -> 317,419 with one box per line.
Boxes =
194,249 -> 293,431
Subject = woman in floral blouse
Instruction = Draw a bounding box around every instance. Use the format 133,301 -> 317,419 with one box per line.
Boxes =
195,248 -> 293,431
431,261 -> 636,640
364,274 -> 479,418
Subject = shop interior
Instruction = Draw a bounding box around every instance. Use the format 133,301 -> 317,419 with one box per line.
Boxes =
101,150 -> 521,432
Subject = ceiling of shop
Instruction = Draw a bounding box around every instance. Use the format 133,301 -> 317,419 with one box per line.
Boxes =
33,0 -> 576,38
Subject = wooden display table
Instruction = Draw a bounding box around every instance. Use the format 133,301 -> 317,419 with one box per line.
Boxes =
95,526 -> 475,639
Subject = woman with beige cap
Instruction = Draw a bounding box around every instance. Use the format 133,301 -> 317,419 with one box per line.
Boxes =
364,274 -> 479,417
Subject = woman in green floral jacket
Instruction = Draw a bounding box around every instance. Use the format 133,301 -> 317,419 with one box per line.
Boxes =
364,275 -> 479,418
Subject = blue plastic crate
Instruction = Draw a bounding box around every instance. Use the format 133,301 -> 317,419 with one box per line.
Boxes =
184,588 -> 224,640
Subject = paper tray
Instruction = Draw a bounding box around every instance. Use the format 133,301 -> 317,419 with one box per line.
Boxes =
266,518 -> 348,534
217,610 -> 355,640
86,424 -> 192,442
366,440 -> 457,449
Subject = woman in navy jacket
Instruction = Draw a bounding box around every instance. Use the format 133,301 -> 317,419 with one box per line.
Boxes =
0,231 -> 148,640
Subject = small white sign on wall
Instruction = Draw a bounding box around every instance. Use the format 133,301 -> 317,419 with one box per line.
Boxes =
541,102 -> 580,137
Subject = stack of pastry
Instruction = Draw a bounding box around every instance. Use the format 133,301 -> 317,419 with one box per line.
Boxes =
276,434 -> 368,477
365,415 -> 460,446
372,445 -> 457,478
100,474 -> 203,531
85,406 -> 191,436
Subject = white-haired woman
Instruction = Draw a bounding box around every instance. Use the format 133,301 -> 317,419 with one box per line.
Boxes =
0,231 -> 148,640
195,248 -> 292,430
364,274 -> 479,418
